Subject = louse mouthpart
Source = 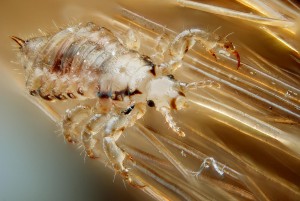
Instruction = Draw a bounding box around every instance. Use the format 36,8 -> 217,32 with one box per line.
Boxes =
10,36 -> 25,48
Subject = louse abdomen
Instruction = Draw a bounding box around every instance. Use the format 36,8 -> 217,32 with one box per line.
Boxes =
26,25 -> 114,101
25,23 -> 152,102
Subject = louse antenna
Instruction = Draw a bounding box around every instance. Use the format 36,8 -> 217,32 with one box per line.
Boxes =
178,80 -> 220,91
159,80 -> 220,138
158,107 -> 186,137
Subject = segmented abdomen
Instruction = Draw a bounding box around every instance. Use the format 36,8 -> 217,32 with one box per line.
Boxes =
45,23 -> 122,74
27,23 -> 151,101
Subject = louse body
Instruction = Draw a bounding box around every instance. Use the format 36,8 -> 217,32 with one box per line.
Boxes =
12,22 -> 240,187
18,23 -> 179,108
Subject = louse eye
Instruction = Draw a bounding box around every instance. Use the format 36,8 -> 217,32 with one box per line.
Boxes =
147,100 -> 155,107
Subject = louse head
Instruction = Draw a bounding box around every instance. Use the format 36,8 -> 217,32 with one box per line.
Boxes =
11,36 -> 48,70
146,75 -> 188,111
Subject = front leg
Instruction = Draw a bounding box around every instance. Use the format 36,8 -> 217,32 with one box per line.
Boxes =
161,29 -> 241,74
102,103 -> 146,186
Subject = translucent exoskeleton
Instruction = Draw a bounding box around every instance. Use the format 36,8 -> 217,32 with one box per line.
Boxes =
11,22 -> 240,187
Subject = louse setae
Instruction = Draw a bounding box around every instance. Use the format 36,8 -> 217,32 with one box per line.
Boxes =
11,22 -> 240,187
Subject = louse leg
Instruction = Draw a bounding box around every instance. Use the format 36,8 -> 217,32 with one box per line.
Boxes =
79,103 -> 146,186
161,29 -> 240,73
62,105 -> 91,143
160,29 -> 202,74
151,32 -> 170,63
81,113 -> 110,159
102,103 -> 147,187
62,103 -> 146,186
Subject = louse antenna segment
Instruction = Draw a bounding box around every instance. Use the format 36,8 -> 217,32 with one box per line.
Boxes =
10,36 -> 25,48
179,80 -> 220,91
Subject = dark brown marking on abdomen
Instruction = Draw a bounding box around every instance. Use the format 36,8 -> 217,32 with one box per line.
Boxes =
51,52 -> 63,73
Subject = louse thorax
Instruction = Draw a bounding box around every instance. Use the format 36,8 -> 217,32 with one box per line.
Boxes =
145,76 -> 188,111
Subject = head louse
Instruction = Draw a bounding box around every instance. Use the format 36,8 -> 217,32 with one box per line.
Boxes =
10,21 -> 240,137
11,21 -> 238,187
